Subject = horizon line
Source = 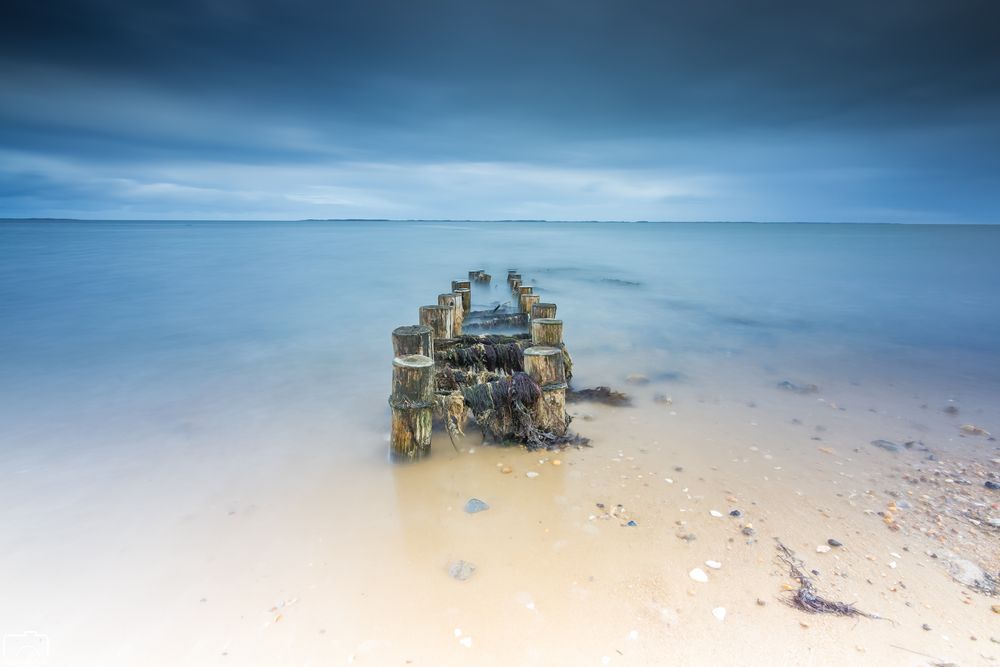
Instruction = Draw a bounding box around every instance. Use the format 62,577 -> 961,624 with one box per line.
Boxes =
2,217 -> 998,226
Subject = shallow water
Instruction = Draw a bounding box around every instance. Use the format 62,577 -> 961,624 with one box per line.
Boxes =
1,220 -> 999,665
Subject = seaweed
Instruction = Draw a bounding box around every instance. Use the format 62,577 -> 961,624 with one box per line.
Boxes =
463,312 -> 529,330
436,340 -> 531,373
459,372 -> 588,450
775,540 -> 884,619
567,386 -> 630,406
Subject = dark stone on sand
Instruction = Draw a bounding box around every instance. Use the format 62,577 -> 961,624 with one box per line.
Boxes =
944,405 -> 959,415
923,623 -> 932,631
729,509 -> 742,517
827,538 -> 843,547
464,498 -> 490,513
986,481 -> 1000,491
871,439 -> 901,453
777,380 -> 819,395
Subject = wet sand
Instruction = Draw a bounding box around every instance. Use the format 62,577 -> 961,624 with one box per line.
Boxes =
3,351 -> 997,666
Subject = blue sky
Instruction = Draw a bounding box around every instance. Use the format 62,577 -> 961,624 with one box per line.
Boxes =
1,0 -> 999,221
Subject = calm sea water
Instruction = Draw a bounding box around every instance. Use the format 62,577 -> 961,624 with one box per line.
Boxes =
2,220 -> 999,461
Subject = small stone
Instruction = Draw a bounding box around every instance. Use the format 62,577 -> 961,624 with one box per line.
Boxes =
816,545 -> 831,553
551,459 -> 562,466
689,568 -> 709,583
986,481 -> 1000,491
960,424 -> 990,436
526,471 -> 539,478
729,509 -> 742,517
871,439 -> 901,453
712,607 -> 726,621
756,598 -> 766,606
992,605 -> 1000,614
626,520 -> 638,527
705,560 -> 722,569
710,510 -> 723,518
464,498 -> 489,513
922,623 -> 932,631
741,526 -> 756,537
501,466 -> 512,474
448,560 -> 476,581
827,538 -> 843,547
943,405 -> 959,415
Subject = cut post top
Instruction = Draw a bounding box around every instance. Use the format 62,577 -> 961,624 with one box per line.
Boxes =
451,279 -> 472,290
518,285 -> 533,295
392,354 -> 434,369
523,346 -> 562,358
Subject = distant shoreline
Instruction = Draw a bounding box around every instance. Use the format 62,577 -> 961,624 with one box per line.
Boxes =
1,218 -> 997,226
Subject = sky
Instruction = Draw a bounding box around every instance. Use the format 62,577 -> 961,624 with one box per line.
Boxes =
1,0 -> 999,222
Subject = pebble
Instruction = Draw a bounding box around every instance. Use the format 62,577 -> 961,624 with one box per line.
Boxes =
729,509 -> 742,517
705,560 -> 722,569
986,481 -> 1000,490
816,545 -> 831,553
923,623 -> 932,631
464,498 -> 489,513
827,538 -> 843,547
552,459 -> 562,466
689,568 -> 709,583
710,510 -> 723,518
448,560 -> 476,581
526,471 -> 539,478
501,466 -> 512,474
712,607 -> 727,621
960,424 -> 990,436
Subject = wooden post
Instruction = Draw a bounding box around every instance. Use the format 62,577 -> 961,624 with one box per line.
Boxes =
438,293 -> 463,335
506,269 -> 518,283
389,354 -> 435,461
392,324 -> 434,357
510,278 -> 521,295
451,279 -> 471,293
518,285 -> 533,297
523,346 -> 568,436
531,302 -> 557,320
531,318 -> 563,346
468,270 -> 481,281
520,293 -> 540,315
419,305 -> 454,340
454,287 -> 471,313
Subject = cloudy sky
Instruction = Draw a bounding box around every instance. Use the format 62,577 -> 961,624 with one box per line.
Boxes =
2,0 -> 999,221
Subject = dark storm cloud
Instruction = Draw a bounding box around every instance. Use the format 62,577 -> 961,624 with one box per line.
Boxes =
1,0 -> 999,219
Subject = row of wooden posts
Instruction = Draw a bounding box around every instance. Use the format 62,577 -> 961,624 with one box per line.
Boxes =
388,269 -> 570,461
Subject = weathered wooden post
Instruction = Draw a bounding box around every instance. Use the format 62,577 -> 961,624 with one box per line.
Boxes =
389,354 -> 435,461
454,287 -> 471,313
438,293 -> 464,335
419,305 -> 454,340
392,324 -> 434,357
531,302 -> 557,320
523,346 -> 568,436
520,293 -> 540,315
518,285 -> 533,297
506,269 -> 518,284
510,278 -> 521,295
451,279 -> 471,293
531,318 -> 563,346
468,270 -> 482,281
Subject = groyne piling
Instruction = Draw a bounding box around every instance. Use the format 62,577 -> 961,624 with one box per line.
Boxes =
389,268 -> 583,459
389,354 -> 435,462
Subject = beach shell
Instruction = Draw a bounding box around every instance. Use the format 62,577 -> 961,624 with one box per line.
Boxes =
712,607 -> 727,621
689,568 -> 709,583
